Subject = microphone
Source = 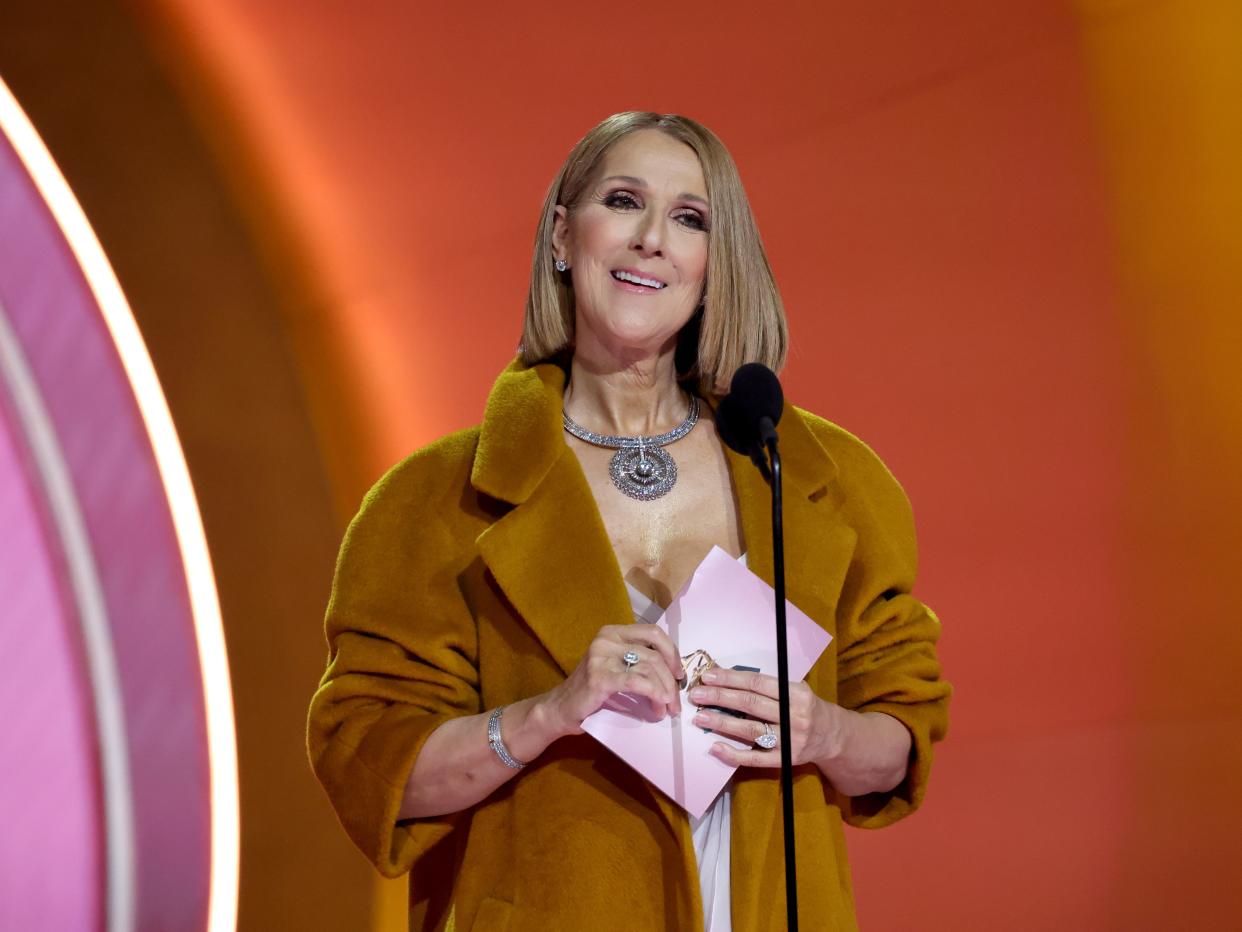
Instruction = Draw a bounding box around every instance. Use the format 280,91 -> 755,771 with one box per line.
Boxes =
717,361 -> 800,930
716,363 -> 784,470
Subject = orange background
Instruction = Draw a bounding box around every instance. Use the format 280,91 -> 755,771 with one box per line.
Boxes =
4,0 -> 1241,928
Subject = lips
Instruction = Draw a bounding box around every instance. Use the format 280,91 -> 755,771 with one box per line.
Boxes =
611,268 -> 666,289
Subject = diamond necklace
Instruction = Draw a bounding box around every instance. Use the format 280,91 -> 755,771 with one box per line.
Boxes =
562,396 -> 700,501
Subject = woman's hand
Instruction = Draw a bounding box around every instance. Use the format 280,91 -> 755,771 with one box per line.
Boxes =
687,668 -> 837,768
538,624 -> 685,738
687,668 -> 912,794
400,625 -> 685,819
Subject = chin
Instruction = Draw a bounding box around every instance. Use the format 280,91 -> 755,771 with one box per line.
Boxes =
630,309 -> 697,335
606,319 -> 681,351
578,305 -> 694,360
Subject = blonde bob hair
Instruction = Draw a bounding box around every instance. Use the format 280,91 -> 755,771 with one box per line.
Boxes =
521,112 -> 787,395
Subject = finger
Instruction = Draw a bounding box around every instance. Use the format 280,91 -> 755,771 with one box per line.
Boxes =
615,643 -> 661,671
691,708 -> 772,744
635,653 -> 686,718
623,650 -> 681,715
708,742 -> 781,769
649,662 -> 682,716
620,626 -> 685,682
688,684 -> 778,721
618,625 -> 685,680
586,651 -> 662,700
615,665 -> 678,717
700,667 -> 780,700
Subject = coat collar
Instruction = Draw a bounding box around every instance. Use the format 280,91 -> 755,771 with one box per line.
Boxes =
471,356 -> 841,510
471,358 -> 567,504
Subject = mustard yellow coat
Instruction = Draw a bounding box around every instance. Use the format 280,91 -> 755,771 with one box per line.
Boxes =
308,359 -> 950,932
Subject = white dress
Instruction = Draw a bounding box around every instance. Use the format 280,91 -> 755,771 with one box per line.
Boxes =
625,578 -> 734,932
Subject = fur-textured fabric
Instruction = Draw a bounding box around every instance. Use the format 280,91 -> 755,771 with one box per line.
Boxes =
308,357 -> 951,932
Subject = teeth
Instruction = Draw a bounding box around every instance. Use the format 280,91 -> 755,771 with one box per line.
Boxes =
613,270 -> 665,289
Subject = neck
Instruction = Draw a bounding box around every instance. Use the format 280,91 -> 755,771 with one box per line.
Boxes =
563,339 -> 690,436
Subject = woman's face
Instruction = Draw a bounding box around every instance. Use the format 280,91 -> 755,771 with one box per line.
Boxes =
553,129 -> 710,360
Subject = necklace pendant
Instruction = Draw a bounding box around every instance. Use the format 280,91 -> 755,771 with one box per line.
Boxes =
609,445 -> 677,500
562,395 -> 698,502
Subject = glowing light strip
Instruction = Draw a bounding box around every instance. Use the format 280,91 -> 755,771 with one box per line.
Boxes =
0,304 -> 134,932
0,79 -> 239,932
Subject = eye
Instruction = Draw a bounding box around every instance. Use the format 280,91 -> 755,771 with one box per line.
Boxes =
674,210 -> 708,232
602,191 -> 641,210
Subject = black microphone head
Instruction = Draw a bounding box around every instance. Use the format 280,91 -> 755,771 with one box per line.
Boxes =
729,363 -> 784,432
714,363 -> 784,468
714,393 -> 750,456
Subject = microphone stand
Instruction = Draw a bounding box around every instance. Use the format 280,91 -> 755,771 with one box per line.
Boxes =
760,424 -> 798,932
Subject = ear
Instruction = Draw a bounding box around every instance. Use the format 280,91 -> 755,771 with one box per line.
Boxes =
551,204 -> 571,265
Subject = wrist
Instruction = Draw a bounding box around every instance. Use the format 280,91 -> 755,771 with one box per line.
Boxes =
811,700 -> 855,770
542,681 -> 587,739
813,708 -> 912,795
507,693 -> 566,760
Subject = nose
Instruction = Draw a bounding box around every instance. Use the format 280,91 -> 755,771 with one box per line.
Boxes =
632,211 -> 666,257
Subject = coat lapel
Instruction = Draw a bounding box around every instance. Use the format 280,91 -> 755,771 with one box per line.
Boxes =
472,360 -> 634,678
725,401 -> 858,634
472,360 -> 696,854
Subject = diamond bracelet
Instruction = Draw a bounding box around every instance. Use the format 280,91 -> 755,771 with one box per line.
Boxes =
487,706 -> 527,770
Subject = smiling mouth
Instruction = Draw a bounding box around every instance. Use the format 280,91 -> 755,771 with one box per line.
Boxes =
612,270 -> 666,289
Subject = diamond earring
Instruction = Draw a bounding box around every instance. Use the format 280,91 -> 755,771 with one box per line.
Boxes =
554,258 -> 568,272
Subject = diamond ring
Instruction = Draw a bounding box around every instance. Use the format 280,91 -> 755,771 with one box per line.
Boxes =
756,722 -> 778,750
622,649 -> 640,672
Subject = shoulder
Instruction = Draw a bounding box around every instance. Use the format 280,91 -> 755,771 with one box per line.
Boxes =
790,405 -> 918,570
792,407 -> 908,505
347,426 -> 483,542
365,426 -> 480,504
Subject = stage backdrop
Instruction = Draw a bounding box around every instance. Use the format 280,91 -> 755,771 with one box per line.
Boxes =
3,0 -> 1239,929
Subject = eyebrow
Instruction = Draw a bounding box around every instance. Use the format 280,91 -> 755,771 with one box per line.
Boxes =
599,175 -> 709,208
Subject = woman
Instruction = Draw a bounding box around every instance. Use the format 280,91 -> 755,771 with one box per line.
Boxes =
308,112 -> 950,932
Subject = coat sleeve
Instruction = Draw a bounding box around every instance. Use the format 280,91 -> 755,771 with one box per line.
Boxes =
824,425 -> 952,829
307,442 -> 482,877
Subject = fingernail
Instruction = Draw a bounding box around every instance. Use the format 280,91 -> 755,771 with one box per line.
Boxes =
690,687 -> 707,701
702,671 -> 718,683
693,712 -> 709,726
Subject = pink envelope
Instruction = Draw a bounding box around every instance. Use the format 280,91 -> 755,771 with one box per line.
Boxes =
582,546 -> 832,818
